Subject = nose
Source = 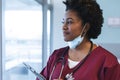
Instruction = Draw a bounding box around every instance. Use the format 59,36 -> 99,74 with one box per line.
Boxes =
62,23 -> 68,30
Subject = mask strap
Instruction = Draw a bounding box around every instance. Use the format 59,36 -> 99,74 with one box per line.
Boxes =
80,24 -> 87,37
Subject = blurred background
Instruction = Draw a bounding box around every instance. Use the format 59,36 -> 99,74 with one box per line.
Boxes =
0,0 -> 120,80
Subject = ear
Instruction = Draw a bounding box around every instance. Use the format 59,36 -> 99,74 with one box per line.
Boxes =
81,23 -> 90,37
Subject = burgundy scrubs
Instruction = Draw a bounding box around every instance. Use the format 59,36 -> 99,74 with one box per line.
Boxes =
36,46 -> 120,80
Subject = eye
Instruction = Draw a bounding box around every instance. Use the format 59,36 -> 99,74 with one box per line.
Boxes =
61,19 -> 74,25
61,19 -> 65,24
66,20 -> 73,25
61,21 -> 65,24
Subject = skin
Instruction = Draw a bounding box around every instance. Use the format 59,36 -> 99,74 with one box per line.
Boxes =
62,10 -> 97,61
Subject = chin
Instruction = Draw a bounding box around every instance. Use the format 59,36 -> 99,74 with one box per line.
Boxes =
64,38 -> 68,42
64,38 -> 71,42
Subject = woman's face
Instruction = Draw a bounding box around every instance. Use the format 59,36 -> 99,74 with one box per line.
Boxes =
62,10 -> 84,42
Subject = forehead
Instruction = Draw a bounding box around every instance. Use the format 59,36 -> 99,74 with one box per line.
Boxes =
64,10 -> 81,21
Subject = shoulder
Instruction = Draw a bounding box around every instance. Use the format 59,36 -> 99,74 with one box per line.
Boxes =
49,46 -> 69,59
96,46 -> 116,57
93,46 -> 119,67
53,46 -> 68,53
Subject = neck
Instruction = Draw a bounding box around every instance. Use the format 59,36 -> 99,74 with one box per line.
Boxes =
76,38 -> 91,50
68,39 -> 93,61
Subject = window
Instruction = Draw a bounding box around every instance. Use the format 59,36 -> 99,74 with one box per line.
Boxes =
5,10 -> 43,70
2,0 -> 53,80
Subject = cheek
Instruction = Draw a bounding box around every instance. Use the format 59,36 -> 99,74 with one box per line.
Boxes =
70,27 -> 81,36
63,25 -> 82,41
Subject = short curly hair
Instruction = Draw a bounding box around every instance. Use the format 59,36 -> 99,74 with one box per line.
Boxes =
63,0 -> 104,39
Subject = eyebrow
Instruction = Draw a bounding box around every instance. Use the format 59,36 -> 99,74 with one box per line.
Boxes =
63,18 -> 74,21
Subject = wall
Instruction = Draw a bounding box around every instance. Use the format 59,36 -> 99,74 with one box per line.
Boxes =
52,0 -> 120,59
52,0 -> 66,50
95,0 -> 120,43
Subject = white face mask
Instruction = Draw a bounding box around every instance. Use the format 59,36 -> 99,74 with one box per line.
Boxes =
67,24 -> 87,49
67,35 -> 83,49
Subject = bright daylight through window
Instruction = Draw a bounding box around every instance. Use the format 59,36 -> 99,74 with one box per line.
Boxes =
2,0 -> 51,80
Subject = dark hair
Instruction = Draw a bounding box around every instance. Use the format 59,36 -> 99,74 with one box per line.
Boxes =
63,0 -> 104,39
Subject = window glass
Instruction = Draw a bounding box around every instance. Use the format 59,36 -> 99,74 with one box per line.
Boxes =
4,0 -> 43,80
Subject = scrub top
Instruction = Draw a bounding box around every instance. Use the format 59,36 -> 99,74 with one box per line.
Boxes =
36,46 -> 120,80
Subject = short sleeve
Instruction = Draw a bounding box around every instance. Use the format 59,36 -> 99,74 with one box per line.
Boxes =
104,64 -> 120,80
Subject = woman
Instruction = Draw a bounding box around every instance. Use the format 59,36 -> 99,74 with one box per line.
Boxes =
36,0 -> 120,80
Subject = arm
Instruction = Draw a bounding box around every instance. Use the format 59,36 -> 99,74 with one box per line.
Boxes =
104,63 -> 120,80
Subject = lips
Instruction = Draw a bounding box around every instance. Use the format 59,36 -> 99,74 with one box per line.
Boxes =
63,31 -> 70,36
